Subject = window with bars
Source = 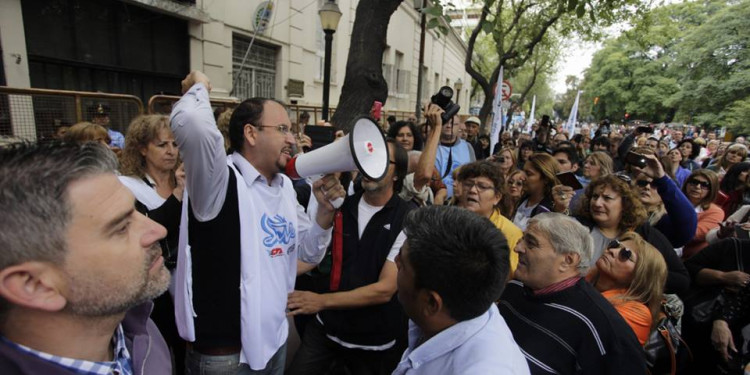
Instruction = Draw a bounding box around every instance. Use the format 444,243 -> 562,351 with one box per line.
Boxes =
232,34 -> 277,99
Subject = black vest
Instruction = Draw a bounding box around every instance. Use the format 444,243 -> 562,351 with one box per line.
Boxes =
319,191 -> 415,346
188,167 -> 242,348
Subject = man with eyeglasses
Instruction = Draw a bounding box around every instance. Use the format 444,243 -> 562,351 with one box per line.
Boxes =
285,140 -> 414,375
170,71 -> 345,374
498,213 -> 646,375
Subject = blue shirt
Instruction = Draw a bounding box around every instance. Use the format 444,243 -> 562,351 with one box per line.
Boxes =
0,325 -> 133,375
108,129 -> 125,149
392,304 -> 530,375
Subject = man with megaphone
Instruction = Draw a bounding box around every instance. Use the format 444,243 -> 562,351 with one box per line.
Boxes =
169,71 -> 345,375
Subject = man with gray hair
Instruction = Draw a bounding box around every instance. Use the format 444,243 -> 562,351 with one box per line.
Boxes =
498,212 -> 645,375
0,142 -> 171,374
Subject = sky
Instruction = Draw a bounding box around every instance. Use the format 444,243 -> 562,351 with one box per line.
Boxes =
551,40 -> 600,94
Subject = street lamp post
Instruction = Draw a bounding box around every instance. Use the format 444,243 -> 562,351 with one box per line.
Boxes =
455,78 -> 463,105
319,0 -> 342,122
414,0 -> 426,122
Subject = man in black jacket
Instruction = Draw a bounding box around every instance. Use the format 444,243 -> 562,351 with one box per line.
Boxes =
498,213 -> 646,375
286,140 -> 414,375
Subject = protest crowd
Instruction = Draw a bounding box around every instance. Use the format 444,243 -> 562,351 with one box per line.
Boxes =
3,69 -> 750,375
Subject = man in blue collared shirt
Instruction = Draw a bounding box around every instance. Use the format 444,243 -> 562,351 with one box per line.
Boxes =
0,142 -> 172,374
392,206 -> 529,375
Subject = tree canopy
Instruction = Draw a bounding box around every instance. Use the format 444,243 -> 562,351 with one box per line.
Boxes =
579,0 -> 750,132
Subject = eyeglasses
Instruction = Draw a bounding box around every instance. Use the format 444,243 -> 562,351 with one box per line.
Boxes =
607,240 -> 634,263
252,124 -> 291,135
461,180 -> 495,192
687,179 -> 710,189
635,180 -> 653,188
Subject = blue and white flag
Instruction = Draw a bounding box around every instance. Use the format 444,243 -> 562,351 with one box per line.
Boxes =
565,90 -> 581,135
490,66 -> 504,153
526,95 -> 536,133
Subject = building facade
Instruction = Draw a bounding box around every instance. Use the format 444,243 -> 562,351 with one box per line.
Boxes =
1,0 -> 470,123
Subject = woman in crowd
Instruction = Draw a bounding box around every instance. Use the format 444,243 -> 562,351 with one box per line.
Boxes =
632,151 -> 697,249
682,170 -> 724,259
658,140 -> 670,157
506,170 -> 526,216
574,174 -> 690,294
516,140 -> 534,170
581,151 -> 614,185
512,153 -> 560,230
63,121 -> 111,146
683,238 -> 750,375
118,114 -> 186,373
491,146 -> 517,177
588,232 -> 667,345
678,139 -> 702,172
708,143 -> 749,177
455,161 -> 522,273
716,162 -> 750,217
478,135 -> 491,158
387,120 -> 423,151
666,148 -> 691,188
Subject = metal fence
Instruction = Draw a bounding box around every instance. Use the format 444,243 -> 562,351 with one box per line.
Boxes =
0,86 -> 417,142
0,87 -> 143,142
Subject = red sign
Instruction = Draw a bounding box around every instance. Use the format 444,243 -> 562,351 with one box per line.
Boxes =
501,80 -> 512,100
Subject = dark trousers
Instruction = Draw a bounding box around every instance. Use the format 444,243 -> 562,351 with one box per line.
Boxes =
286,319 -> 403,375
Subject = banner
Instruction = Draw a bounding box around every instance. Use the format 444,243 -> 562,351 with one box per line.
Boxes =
490,66 -> 504,153
525,95 -> 536,133
565,90 -> 581,135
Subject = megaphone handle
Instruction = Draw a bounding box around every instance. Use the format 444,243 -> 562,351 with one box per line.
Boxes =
306,174 -> 345,210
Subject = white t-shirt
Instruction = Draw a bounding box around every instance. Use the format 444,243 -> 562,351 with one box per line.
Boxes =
513,199 -> 538,231
358,198 -> 406,262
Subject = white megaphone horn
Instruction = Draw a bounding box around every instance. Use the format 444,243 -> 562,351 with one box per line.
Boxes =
285,117 -> 389,182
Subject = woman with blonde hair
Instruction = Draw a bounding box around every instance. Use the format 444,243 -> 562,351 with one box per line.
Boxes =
581,151 -> 613,185
708,143 -> 749,177
588,231 -> 667,345
118,114 -> 186,371
512,153 -> 560,230
63,121 -> 110,146
490,146 -> 517,177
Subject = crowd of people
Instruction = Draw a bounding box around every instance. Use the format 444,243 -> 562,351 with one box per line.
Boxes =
1,69 -> 750,375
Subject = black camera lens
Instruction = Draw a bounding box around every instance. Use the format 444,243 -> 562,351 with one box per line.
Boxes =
431,86 -> 460,124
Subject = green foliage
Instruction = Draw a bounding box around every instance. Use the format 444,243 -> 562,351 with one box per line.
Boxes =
579,0 -> 750,132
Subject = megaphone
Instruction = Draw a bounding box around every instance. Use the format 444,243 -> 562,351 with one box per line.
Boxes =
285,117 -> 389,181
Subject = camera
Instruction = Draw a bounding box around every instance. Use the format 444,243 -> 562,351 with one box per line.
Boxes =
431,86 -> 460,124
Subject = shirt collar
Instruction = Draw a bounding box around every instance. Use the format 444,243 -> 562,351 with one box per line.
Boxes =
403,305 -> 497,370
0,325 -> 133,375
533,275 -> 582,295
230,151 -> 285,188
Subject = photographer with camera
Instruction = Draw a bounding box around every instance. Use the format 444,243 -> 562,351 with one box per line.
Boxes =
432,87 -> 476,198
529,115 -> 554,155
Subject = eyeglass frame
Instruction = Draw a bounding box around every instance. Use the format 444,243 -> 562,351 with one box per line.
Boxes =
686,178 -> 710,189
607,239 -> 634,263
250,123 -> 292,135
461,179 -> 496,193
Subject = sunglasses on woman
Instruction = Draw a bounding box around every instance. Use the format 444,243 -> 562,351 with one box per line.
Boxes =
687,179 -> 710,189
607,240 -> 634,263
635,180 -> 653,188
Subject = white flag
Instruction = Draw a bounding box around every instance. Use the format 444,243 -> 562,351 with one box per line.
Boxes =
565,90 -> 581,135
490,66 -> 504,153
526,95 -> 536,133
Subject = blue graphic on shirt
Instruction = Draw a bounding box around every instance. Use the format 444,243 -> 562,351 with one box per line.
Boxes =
261,213 -> 296,247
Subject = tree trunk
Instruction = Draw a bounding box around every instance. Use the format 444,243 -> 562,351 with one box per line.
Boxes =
331,0 -> 403,133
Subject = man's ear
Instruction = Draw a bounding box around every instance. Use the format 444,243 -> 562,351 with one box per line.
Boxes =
423,290 -> 444,317
0,262 -> 67,312
561,252 -> 581,273
244,124 -> 259,147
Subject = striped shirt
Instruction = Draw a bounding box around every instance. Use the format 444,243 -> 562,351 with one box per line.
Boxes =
0,325 -> 133,375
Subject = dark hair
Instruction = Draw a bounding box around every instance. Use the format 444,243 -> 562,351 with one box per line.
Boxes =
591,136 -> 610,151
386,121 -> 423,151
576,174 -> 647,232
677,138 -> 700,160
683,169 -> 719,209
403,206 -> 509,321
388,139 -> 409,193
553,146 -> 580,166
387,115 -> 397,123
478,134 -> 490,143
457,161 -> 514,217
519,140 -> 534,151
572,134 -> 584,143
228,98 -> 285,153
720,162 -> 750,192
